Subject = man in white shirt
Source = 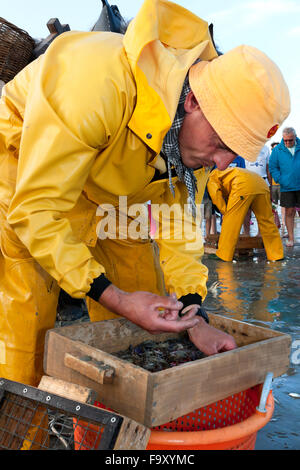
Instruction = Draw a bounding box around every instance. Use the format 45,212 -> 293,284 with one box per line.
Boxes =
245,145 -> 270,182
244,145 -> 271,234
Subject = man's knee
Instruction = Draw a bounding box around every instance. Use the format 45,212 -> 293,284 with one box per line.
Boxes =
285,207 -> 295,217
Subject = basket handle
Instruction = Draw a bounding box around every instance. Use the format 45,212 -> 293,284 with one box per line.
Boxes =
64,352 -> 115,384
256,372 -> 273,413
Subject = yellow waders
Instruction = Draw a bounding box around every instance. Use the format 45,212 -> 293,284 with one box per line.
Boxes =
216,192 -> 284,262
0,205 -> 61,386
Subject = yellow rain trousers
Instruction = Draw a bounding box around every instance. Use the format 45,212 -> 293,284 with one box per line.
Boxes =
207,168 -> 284,262
0,0 -> 217,385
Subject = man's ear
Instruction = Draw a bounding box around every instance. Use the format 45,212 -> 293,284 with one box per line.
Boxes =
184,91 -> 200,113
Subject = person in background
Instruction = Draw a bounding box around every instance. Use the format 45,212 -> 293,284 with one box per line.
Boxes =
267,141 -> 287,236
228,155 -> 246,168
202,189 -> 217,238
269,127 -> 300,247
244,144 -> 270,235
245,144 -> 270,181
268,142 -> 280,203
212,155 -> 246,230
207,168 -> 284,262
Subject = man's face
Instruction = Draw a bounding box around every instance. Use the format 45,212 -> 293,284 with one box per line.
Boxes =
283,133 -> 296,148
179,92 -> 237,170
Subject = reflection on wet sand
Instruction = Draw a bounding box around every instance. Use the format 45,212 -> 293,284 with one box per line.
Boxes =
214,260 -> 282,324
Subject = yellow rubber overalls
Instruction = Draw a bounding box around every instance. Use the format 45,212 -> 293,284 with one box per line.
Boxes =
207,168 -> 284,262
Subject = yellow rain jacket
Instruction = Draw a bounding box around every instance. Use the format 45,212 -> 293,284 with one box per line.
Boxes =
0,0 -> 217,384
207,168 -> 284,261
2,0 -> 217,298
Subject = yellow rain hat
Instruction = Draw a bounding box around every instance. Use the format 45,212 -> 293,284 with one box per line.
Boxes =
189,45 -> 290,162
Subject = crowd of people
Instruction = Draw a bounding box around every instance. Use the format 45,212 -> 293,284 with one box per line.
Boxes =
203,127 -> 300,252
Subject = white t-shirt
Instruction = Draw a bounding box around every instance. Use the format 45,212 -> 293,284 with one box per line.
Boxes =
287,146 -> 295,156
245,145 -> 270,179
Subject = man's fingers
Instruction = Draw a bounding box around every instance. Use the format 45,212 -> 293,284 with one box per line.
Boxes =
168,316 -> 201,331
180,305 -> 200,320
151,315 -> 201,333
160,310 -> 179,320
157,305 -> 199,322
152,296 -> 183,312
157,294 -> 181,320
181,304 -> 201,315
221,338 -> 237,351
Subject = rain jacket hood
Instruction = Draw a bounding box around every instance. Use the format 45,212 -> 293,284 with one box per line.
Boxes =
124,0 -> 217,153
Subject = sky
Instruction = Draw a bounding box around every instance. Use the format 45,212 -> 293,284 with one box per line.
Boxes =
1,0 -> 299,145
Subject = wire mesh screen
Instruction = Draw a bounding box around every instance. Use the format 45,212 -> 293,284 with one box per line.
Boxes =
0,379 -> 123,450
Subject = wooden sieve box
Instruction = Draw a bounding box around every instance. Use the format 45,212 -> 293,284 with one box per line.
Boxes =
44,314 -> 291,427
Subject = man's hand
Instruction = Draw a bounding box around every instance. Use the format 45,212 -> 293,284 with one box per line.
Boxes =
99,285 -> 201,334
188,317 -> 237,355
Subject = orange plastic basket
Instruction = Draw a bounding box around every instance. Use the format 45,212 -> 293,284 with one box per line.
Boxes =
74,383 -> 274,450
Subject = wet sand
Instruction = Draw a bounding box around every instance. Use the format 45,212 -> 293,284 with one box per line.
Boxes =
203,215 -> 300,450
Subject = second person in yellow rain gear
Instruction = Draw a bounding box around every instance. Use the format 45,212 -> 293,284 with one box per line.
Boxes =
207,168 -> 284,262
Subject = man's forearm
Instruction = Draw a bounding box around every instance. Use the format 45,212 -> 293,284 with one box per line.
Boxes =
99,283 -> 128,316
86,274 -> 130,317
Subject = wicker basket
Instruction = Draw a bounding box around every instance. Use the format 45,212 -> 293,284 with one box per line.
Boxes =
0,17 -> 35,83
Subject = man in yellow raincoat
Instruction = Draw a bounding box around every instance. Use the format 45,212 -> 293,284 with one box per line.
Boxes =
207,168 -> 284,261
0,0 -> 290,386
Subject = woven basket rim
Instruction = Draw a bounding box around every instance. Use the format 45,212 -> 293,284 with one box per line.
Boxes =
0,17 -> 35,43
